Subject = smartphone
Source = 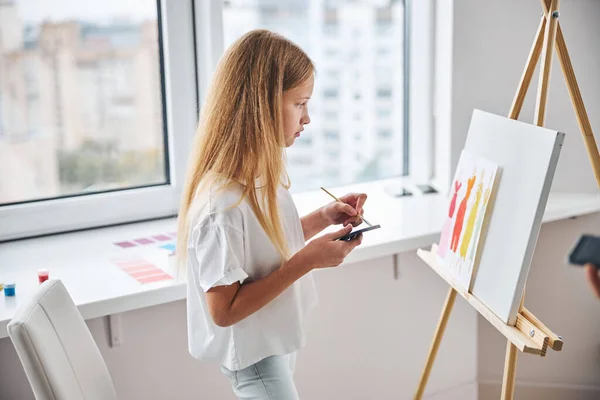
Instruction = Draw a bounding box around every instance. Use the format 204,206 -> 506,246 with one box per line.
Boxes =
568,234 -> 600,266
336,224 -> 381,241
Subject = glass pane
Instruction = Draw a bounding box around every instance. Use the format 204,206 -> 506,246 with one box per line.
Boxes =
0,0 -> 167,205
223,0 -> 406,192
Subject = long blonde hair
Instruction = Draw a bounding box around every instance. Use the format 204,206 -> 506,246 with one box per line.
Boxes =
176,30 -> 315,275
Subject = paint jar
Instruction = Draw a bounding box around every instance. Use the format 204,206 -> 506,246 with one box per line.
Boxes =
38,269 -> 50,284
4,283 -> 15,297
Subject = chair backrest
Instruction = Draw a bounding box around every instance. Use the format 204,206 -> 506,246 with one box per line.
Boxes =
7,279 -> 117,400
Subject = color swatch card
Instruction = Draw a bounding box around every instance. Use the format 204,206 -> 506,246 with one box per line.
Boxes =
159,243 -> 176,255
114,231 -> 177,249
437,149 -> 499,291
111,255 -> 173,284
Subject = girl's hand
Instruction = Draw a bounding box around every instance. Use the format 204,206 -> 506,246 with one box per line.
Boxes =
321,192 -> 368,227
585,263 -> 600,299
296,224 -> 363,270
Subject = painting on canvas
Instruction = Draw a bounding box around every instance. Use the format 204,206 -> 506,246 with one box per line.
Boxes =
437,149 -> 499,290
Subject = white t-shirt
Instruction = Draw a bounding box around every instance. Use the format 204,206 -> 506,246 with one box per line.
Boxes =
186,179 -> 318,371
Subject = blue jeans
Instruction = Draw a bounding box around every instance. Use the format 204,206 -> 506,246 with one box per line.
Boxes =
220,353 -> 299,400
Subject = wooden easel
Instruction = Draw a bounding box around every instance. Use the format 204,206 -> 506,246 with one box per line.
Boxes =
414,0 -> 600,399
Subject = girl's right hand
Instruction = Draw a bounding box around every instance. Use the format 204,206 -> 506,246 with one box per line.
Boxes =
299,224 -> 363,269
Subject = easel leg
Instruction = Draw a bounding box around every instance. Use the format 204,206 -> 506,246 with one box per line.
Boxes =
501,5 -> 559,399
501,342 -> 519,400
509,14 -> 546,120
539,0 -> 600,186
555,26 -> 600,187
534,0 -> 560,127
414,288 -> 457,400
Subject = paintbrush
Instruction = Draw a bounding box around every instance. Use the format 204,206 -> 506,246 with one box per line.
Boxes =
320,186 -> 372,227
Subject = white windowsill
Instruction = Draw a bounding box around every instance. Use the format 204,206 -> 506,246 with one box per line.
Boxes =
1,180 -> 599,339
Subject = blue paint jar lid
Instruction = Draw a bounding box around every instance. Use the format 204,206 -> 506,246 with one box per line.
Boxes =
4,283 -> 16,296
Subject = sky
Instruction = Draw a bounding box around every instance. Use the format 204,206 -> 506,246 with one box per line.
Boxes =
13,0 -> 157,24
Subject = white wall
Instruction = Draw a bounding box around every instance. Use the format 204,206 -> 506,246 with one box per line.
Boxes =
0,253 -> 477,399
446,0 -> 600,397
446,0 -> 600,194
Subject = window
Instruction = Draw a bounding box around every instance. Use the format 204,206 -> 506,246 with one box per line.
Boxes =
296,135 -> 313,146
0,0 -> 198,241
323,9 -> 338,37
375,66 -> 393,85
222,0 -> 415,193
377,107 -> 392,118
1,2 -> 166,205
375,7 -> 394,36
2,0 -> 434,241
325,69 -> 340,81
325,131 -> 339,140
324,110 -> 339,120
377,47 -> 390,57
323,88 -> 339,99
326,148 -> 340,158
377,88 -> 393,99
324,48 -> 339,57
323,8 -> 338,35
289,155 -> 313,166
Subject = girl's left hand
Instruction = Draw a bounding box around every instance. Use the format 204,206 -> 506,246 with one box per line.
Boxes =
585,263 -> 600,299
321,192 -> 368,227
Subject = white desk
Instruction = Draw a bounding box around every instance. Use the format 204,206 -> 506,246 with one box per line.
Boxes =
1,185 -> 599,340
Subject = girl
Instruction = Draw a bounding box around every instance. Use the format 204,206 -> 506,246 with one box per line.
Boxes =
177,30 -> 368,399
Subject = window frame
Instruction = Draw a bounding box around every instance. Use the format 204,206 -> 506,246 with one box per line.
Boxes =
0,0 -> 199,242
0,0 -> 435,242
407,0 -> 435,184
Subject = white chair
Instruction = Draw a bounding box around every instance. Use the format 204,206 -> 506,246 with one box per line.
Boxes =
7,279 -> 117,400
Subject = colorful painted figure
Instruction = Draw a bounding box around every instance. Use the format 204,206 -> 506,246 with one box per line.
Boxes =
451,175 -> 476,253
438,180 -> 462,257
460,178 -> 483,259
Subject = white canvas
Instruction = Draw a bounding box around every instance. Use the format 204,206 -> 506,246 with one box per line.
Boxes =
464,110 -> 564,325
